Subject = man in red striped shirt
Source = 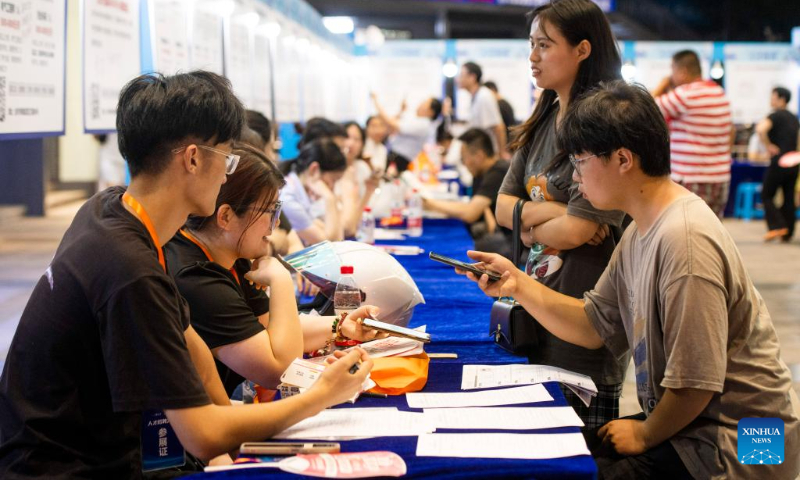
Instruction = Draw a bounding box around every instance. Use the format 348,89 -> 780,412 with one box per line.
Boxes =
652,50 -> 733,217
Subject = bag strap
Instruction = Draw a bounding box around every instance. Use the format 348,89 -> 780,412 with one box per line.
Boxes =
512,198 -> 526,269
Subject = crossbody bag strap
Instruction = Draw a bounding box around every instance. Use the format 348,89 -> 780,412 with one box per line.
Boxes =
512,198 -> 526,269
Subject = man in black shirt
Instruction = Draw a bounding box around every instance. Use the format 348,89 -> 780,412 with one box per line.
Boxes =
0,71 -> 372,479
484,81 -> 517,149
423,128 -> 513,259
757,86 -> 800,242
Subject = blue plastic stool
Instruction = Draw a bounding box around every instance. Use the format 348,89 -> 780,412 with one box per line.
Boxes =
733,182 -> 764,221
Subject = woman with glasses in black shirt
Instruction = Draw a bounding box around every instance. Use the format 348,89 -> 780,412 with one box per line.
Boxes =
165,144 -> 381,396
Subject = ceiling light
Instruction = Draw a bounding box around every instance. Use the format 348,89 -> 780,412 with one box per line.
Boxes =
323,16 -> 354,35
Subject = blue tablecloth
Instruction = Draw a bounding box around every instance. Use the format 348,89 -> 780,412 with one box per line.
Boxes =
191,219 -> 597,479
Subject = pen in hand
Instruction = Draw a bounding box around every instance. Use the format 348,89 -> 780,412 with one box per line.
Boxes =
349,361 -> 361,375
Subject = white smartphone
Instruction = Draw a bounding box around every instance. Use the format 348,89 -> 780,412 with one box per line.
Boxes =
362,318 -> 431,344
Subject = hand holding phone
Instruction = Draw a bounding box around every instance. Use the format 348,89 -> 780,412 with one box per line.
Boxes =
361,317 -> 431,343
429,252 -> 502,282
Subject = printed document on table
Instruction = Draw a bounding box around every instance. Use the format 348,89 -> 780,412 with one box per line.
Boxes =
351,328 -> 426,358
406,384 -> 552,409
416,432 -> 590,459
274,408 -> 434,440
461,364 -> 597,406
422,406 -> 584,430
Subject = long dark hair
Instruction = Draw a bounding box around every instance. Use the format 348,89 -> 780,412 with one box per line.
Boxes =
185,143 -> 285,251
343,121 -> 365,159
509,0 -> 621,155
281,138 -> 347,176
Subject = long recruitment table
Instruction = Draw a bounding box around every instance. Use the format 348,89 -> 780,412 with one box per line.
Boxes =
191,219 -> 597,479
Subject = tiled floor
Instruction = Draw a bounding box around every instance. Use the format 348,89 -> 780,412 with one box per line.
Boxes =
1,202 -> 799,415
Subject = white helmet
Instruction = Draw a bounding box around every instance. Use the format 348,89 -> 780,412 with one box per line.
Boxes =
282,241 -> 425,326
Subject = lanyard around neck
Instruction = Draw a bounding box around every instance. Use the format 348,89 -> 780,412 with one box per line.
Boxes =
179,229 -> 241,285
122,192 -> 166,273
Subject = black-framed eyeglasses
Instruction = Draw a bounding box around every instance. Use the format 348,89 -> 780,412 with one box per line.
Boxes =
569,152 -> 609,178
248,201 -> 283,230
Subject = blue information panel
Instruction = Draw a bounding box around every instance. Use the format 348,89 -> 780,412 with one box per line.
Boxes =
141,410 -> 185,472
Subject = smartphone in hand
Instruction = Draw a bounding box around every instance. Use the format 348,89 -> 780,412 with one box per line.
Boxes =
361,318 -> 431,343
428,252 -> 502,282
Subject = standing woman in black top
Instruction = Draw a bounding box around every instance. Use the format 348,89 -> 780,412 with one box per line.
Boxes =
493,0 -> 629,428
166,144 -> 382,395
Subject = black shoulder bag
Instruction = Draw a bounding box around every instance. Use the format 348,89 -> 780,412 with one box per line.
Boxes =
489,199 -> 540,355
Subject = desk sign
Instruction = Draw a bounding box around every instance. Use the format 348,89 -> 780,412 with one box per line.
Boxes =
141,410 -> 185,472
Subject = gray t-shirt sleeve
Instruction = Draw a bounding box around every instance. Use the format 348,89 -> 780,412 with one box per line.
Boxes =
583,251 -> 629,358
659,275 -> 727,393
498,148 -> 529,199
566,182 -> 625,226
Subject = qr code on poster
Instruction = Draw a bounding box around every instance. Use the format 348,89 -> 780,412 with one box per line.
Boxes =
0,76 -> 5,123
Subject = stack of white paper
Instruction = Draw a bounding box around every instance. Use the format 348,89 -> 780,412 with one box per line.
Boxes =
406,384 -> 552,409
274,407 -> 434,440
422,406 -> 584,430
416,433 -> 590,460
461,364 -> 598,406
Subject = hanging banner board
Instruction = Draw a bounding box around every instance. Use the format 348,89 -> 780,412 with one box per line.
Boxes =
0,0 -> 67,139
83,0 -> 141,133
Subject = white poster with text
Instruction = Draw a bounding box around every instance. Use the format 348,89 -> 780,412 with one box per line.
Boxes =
83,0 -> 141,132
0,0 -> 66,137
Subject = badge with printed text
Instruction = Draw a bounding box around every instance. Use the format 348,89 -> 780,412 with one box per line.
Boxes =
141,410 -> 186,472
738,417 -> 784,465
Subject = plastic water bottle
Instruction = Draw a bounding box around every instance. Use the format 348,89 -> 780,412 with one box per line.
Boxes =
356,207 -> 375,244
407,189 -> 423,237
334,266 -> 361,316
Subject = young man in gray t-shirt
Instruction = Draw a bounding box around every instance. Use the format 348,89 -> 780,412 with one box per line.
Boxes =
461,81 -> 799,480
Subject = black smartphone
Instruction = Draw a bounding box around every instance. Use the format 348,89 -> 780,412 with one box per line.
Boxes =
428,252 -> 502,282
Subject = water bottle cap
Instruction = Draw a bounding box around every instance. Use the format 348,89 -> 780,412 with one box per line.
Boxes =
364,207 -> 371,212
340,265 -> 354,274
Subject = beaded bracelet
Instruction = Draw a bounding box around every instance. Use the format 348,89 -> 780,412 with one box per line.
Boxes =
335,312 -> 348,339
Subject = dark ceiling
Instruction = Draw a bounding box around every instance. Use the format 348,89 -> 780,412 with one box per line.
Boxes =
306,0 -> 800,42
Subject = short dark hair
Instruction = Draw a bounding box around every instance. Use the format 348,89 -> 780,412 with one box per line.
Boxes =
459,128 -> 495,158
117,71 -> 244,178
239,127 -> 267,150
557,81 -> 671,178
295,138 -> 347,174
483,81 -> 498,93
246,110 -> 273,145
462,62 -> 483,83
773,86 -> 792,104
672,50 -> 702,77
429,98 -> 442,120
436,123 -> 454,144
299,117 -> 346,147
